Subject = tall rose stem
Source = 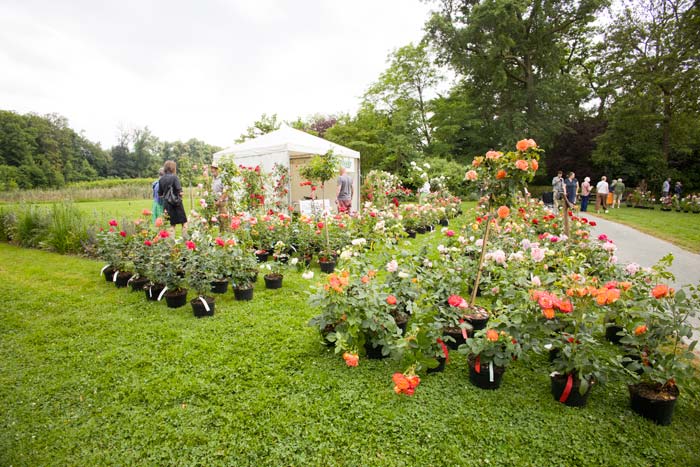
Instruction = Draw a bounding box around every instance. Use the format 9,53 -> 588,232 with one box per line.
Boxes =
470,215 -> 492,307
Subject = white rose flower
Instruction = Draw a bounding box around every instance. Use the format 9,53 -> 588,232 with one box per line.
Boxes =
302,271 -> 314,280
386,260 -> 399,272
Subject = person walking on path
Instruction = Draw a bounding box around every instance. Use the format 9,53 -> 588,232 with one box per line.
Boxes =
551,170 -> 565,213
580,177 -> 592,212
662,178 -> 671,198
611,178 -> 625,208
564,171 -> 579,209
151,167 -> 165,224
596,176 -> 609,213
336,167 -> 353,213
158,160 -> 188,236
675,181 -> 683,197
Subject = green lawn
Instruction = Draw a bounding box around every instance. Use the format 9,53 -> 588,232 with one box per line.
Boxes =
1,238 -> 700,466
596,206 -> 700,253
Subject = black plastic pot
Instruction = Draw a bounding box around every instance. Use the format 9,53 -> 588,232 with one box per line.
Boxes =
468,356 -> 505,389
255,251 -> 269,263
191,296 -> 215,318
145,283 -> 165,301
319,260 -> 336,274
427,356 -> 447,374
130,276 -> 150,292
439,218 -> 449,227
264,274 -> 283,289
444,326 -> 467,350
416,226 -> 427,234
233,286 -> 254,301
605,324 -> 624,345
114,272 -> 133,288
465,312 -> 489,331
551,373 -> 593,407
164,289 -> 188,308
629,383 -> 679,426
210,280 -> 229,294
364,342 -> 388,359
103,266 -> 116,282
405,229 -> 417,238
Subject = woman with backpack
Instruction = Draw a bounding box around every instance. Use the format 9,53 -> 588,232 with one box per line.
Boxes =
158,160 -> 188,235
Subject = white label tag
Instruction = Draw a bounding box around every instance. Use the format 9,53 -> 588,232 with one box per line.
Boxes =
199,296 -> 210,312
100,264 -> 110,276
489,363 -> 494,382
127,276 -> 134,284
112,271 -> 119,282
157,286 -> 168,301
148,286 -> 153,298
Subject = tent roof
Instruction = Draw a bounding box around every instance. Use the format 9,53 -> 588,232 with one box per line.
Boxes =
213,125 -> 360,162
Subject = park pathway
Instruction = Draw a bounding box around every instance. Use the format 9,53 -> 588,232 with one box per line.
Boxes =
585,213 -> 700,340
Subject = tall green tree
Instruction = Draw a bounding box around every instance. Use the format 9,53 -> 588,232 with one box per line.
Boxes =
236,113 -> 282,143
593,0 -> 700,180
425,0 -> 605,147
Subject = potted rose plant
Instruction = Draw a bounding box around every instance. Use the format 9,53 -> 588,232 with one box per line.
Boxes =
230,246 -> 258,301
299,150 -> 340,273
183,239 -> 217,317
619,282 -> 699,425
96,219 -> 133,287
149,230 -> 188,308
261,241 -> 287,289
458,327 -> 521,390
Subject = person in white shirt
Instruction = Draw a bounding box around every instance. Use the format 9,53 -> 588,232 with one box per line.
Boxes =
596,176 -> 609,213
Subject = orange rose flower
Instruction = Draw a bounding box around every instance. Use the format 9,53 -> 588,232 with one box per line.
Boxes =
465,170 -> 478,181
634,324 -> 648,336
542,308 -> 555,320
342,352 -> 359,367
516,139 -> 532,151
530,159 -> 539,171
651,284 -> 670,299
497,205 -> 510,219
486,329 -> 499,342
515,159 -> 529,171
496,170 -> 507,179
485,150 -> 501,160
386,295 -> 397,305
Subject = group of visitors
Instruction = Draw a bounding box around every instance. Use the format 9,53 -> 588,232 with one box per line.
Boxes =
551,171 -> 625,214
661,178 -> 683,198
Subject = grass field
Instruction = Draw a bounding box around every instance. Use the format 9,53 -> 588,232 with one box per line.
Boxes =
593,206 -> 700,253
1,227 -> 700,466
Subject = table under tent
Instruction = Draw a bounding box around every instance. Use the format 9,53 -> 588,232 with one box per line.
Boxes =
212,125 -> 361,214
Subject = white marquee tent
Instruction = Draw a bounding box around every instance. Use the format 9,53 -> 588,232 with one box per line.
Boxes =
213,125 -> 361,212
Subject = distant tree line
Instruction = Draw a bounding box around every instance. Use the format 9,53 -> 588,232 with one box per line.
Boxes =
0,110 -> 221,190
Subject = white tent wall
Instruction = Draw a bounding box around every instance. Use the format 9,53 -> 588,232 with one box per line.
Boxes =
212,126 -> 360,212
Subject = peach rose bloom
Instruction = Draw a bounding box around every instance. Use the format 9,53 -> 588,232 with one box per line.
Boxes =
515,159 -> 529,170
497,205 -> 510,218
465,170 -> 478,181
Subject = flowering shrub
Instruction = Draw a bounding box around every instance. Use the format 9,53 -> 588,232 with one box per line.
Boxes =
148,231 -> 186,292
458,328 -> 521,368
96,220 -> 131,273
620,281 -> 699,393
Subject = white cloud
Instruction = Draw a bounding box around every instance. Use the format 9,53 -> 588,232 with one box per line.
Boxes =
0,0 -> 433,148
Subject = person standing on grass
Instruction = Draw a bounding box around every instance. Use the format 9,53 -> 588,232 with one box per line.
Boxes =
336,167 -> 353,214
580,177 -> 592,212
596,176 -> 609,213
563,171 -> 579,210
158,160 -> 188,236
151,167 -> 165,224
675,181 -> 683,197
551,170 -> 565,213
662,178 -> 671,198
612,178 -> 625,208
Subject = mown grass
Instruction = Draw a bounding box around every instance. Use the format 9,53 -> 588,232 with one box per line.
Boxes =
595,206 -> 700,253
1,230 -> 700,466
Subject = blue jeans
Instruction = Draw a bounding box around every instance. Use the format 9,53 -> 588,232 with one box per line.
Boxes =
580,195 -> 590,212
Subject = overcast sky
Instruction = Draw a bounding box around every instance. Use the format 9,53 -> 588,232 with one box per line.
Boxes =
0,0 -> 435,149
